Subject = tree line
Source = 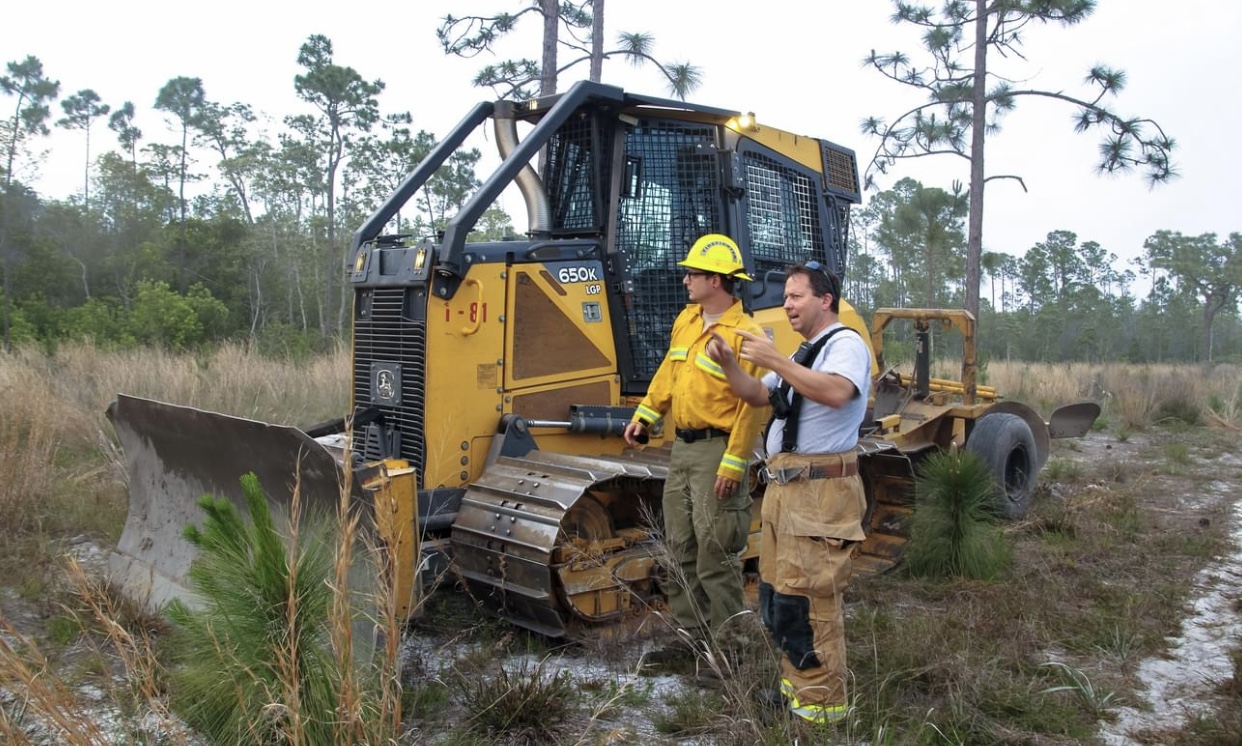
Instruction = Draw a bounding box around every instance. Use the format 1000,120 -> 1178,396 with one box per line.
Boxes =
849,178 -> 1242,364
0,1 -> 702,356
1,39 -> 508,354
2,12 -> 1240,364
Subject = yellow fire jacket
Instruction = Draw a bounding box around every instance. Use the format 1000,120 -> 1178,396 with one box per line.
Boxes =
631,299 -> 768,481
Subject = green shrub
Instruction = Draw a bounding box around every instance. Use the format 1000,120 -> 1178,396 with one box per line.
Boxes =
0,303 -> 38,347
904,450 -> 1012,580
126,280 -> 228,350
164,473 -> 381,745
15,294 -> 65,341
185,283 -> 231,340
255,320 -> 330,362
61,296 -> 134,348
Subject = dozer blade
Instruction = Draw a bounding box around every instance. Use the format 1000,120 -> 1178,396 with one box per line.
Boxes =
1047,401 -> 1102,439
107,394 -> 348,613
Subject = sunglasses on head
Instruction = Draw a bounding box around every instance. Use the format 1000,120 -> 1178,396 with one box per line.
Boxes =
800,260 -> 839,296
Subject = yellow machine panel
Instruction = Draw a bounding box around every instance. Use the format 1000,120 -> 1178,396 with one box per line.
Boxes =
505,262 -> 617,390
423,267 -> 509,488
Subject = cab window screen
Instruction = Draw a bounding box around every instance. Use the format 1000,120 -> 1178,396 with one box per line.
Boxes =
616,120 -> 721,382
743,151 -> 822,275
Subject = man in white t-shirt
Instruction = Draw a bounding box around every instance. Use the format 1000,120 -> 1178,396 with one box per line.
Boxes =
706,262 -> 871,725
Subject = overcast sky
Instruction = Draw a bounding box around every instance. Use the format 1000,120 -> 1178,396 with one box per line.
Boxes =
4,0 -> 1238,269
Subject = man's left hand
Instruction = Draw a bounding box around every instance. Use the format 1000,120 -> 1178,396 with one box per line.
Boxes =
714,475 -> 740,499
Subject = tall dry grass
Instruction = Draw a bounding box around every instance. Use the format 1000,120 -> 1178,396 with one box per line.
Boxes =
0,339 -> 357,743
973,360 -> 1242,431
45,338 -> 351,425
0,340 -> 351,551
0,369 -> 62,537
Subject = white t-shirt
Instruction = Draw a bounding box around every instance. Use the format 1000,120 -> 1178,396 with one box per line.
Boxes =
761,324 -> 871,455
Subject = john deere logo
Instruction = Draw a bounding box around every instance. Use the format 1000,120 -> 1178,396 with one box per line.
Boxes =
370,362 -> 402,405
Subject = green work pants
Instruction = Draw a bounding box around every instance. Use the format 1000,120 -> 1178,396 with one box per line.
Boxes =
661,437 -> 752,634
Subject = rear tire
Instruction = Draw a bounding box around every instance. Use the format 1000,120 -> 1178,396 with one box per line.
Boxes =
966,413 -> 1038,520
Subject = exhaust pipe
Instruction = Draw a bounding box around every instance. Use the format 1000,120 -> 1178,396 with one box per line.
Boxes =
494,111 -> 551,237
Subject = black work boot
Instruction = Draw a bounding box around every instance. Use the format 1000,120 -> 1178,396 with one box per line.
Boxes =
757,687 -> 789,711
755,687 -> 794,724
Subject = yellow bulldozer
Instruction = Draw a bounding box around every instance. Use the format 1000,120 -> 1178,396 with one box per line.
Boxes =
107,82 -> 1099,638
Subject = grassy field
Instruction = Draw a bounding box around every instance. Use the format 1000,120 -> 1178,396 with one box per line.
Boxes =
1,341 -> 1240,744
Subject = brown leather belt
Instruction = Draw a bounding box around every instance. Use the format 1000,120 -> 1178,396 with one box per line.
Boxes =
762,460 -> 858,485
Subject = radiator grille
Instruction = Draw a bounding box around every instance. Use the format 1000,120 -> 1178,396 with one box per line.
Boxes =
353,287 -> 426,474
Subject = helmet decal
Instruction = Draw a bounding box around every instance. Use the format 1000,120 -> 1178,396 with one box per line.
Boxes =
680,233 -> 753,281
698,239 -> 741,264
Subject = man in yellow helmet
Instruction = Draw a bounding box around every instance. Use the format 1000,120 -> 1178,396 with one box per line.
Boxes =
624,233 -> 768,656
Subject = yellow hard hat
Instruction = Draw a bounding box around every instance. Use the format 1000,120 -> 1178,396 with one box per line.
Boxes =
678,233 -> 754,281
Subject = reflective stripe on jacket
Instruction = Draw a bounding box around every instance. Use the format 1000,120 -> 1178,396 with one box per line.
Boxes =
632,299 -> 768,480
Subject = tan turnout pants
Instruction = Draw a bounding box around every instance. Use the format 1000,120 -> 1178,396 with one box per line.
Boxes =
758,451 -> 866,722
